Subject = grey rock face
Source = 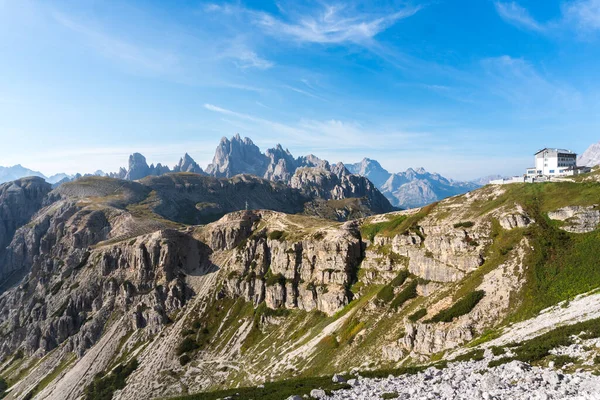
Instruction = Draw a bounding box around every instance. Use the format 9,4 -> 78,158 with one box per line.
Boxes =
0,177 -> 51,281
345,158 -> 391,187
205,134 -> 269,178
173,153 -> 204,174
290,166 -> 394,214
548,206 -> 600,233
578,141 -> 600,167
125,153 -> 152,180
218,211 -> 362,315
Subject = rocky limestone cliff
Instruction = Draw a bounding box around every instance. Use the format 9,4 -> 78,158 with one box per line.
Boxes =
205,134 -> 268,178
173,153 -> 204,174
0,177 -> 51,282
212,212 -> 363,315
291,165 -> 394,215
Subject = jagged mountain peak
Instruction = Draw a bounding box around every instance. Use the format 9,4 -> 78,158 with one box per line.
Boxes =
0,164 -> 46,184
174,153 -> 204,174
579,141 -> 600,167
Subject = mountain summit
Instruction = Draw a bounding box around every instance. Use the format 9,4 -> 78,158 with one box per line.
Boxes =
346,160 -> 480,209
579,141 -> 600,167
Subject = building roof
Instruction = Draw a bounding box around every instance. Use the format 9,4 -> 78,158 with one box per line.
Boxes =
534,148 -> 576,155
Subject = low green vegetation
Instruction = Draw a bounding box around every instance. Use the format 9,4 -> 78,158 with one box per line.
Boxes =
360,215 -> 408,242
360,203 -> 437,242
453,219 -> 522,301
268,230 -> 286,241
84,359 -> 138,400
338,319 -> 365,345
453,221 -> 474,229
553,355 -> 577,367
427,290 -> 485,323
318,335 -> 340,350
452,349 -> 484,362
408,308 -> 427,322
0,377 -> 6,399
490,346 -> 505,356
381,392 -> 399,399
489,316 -> 600,367
458,181 -> 600,324
265,272 -> 286,287
176,337 -> 200,356
50,281 -> 63,295
390,281 -> 418,310
510,206 -> 600,321
166,376 -> 351,400
376,285 -> 395,303
359,365 -> 428,379
391,270 -> 410,287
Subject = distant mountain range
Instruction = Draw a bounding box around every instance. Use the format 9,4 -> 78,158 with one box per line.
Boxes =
0,166 -> 105,185
0,165 -> 46,184
1,134 -> 497,209
345,158 -> 482,209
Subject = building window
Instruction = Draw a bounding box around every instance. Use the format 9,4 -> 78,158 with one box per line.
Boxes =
549,170 -> 555,173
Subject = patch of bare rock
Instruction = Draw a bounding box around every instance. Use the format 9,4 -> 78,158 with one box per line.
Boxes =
298,360 -> 600,400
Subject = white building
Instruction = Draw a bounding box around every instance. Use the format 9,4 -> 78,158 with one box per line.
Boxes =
526,148 -> 589,177
491,147 -> 591,185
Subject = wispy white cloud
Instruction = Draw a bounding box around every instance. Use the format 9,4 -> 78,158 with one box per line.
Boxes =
203,103 -> 427,152
281,84 -> 327,100
494,2 -> 546,32
217,37 -> 274,70
52,11 -> 180,76
253,4 -> 422,45
205,2 -> 421,46
481,55 -> 583,114
563,0 -> 600,32
234,50 -> 274,69
495,0 -> 600,37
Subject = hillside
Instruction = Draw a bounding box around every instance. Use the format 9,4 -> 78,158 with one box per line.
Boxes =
1,177 -> 600,399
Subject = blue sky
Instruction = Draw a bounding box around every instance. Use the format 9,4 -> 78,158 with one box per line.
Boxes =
0,0 -> 599,180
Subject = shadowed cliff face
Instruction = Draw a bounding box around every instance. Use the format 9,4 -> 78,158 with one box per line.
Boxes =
0,177 -> 51,282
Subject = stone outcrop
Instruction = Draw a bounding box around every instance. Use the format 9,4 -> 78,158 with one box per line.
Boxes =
218,211 -> 362,315
124,153 -> 170,181
497,205 -> 534,230
205,134 -> 269,178
548,205 -> 600,233
0,177 -> 51,281
291,165 -> 395,214
173,153 -> 204,174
